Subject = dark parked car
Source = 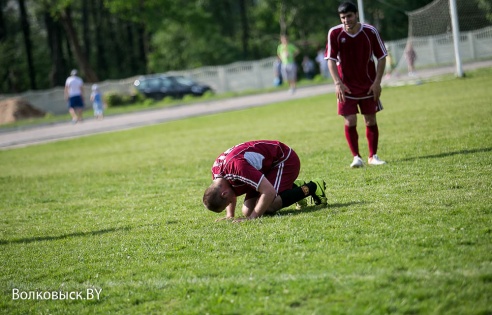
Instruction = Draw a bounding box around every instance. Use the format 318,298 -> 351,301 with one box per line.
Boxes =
133,75 -> 213,100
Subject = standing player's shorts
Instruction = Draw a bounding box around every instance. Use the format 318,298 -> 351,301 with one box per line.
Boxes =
68,95 -> 84,109
338,95 -> 383,116
281,63 -> 298,81
244,149 -> 300,201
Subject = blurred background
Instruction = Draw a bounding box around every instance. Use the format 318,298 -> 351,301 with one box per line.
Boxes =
0,0 -> 491,114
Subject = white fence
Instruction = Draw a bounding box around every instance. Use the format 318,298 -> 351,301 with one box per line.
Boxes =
389,26 -> 492,74
1,26 -> 492,115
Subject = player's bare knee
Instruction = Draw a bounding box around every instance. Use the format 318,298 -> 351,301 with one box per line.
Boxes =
344,115 -> 357,126
363,116 -> 377,126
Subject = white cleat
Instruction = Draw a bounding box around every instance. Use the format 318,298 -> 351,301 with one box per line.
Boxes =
368,154 -> 386,166
350,156 -> 364,168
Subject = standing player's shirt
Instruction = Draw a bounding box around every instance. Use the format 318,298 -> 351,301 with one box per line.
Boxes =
211,140 -> 292,196
325,23 -> 387,98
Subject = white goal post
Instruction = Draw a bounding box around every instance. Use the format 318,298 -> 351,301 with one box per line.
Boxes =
449,0 -> 463,76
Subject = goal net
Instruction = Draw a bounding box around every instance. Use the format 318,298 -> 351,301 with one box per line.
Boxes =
387,0 -> 492,77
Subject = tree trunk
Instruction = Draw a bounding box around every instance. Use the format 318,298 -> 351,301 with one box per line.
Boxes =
108,17 -> 124,78
126,23 -> 139,75
44,11 -> 66,87
0,0 -> 5,42
92,0 -> 107,79
136,22 -> 148,74
82,0 -> 90,59
137,0 -> 148,74
59,7 -> 99,82
239,0 -> 250,59
18,0 -> 36,89
279,1 -> 287,36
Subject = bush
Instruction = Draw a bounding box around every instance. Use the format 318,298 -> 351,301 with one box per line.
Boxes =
104,92 -> 140,107
202,91 -> 214,99
162,96 -> 175,104
142,99 -> 155,107
182,95 -> 196,102
104,92 -> 126,107
132,93 -> 146,103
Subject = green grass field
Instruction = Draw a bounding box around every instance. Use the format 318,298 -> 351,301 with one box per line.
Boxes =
1,68 -> 491,315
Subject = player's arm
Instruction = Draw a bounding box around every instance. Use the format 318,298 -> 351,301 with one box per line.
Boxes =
368,57 -> 386,101
328,59 -> 351,102
247,177 -> 276,219
226,195 -> 237,218
216,193 -> 237,222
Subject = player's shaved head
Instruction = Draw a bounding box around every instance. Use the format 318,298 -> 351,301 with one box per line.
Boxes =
203,182 -> 229,213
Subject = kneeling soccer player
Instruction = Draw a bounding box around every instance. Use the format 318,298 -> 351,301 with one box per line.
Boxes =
203,140 -> 327,222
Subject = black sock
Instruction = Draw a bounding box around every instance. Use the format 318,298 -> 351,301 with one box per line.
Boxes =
293,181 -> 316,194
306,182 -> 317,196
280,186 -> 309,208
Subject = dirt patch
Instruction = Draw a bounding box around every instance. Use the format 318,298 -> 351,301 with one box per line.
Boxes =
0,98 -> 46,124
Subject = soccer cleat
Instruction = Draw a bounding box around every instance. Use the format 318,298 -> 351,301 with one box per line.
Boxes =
294,179 -> 308,209
294,179 -> 306,188
368,154 -> 386,166
311,178 -> 327,206
350,156 -> 364,168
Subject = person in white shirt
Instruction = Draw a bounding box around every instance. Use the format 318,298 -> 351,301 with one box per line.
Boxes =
64,69 -> 85,123
315,49 -> 330,78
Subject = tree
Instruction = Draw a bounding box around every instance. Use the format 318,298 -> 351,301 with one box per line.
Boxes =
18,0 -> 36,89
1,0 -> 460,94
477,0 -> 492,22
365,0 -> 437,40
39,0 -> 99,82
0,0 -> 5,42
44,10 -> 67,87
59,7 -> 98,82
0,0 -> 26,93
239,0 -> 250,59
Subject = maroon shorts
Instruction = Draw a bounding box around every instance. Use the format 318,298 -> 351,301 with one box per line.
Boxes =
245,149 -> 300,201
338,96 -> 383,116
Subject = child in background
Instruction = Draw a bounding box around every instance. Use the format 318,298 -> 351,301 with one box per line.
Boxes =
90,84 -> 104,120
273,57 -> 283,87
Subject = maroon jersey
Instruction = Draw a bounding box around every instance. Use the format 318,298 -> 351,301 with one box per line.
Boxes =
211,140 -> 293,196
326,23 -> 387,98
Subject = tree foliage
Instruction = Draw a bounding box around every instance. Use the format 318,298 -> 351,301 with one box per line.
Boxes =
2,0 -> 440,94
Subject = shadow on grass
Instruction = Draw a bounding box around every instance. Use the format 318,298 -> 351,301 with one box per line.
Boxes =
274,201 -> 366,217
398,147 -> 492,162
0,226 -> 132,245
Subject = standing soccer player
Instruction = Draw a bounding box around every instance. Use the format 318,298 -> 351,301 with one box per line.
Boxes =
326,1 -> 387,168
